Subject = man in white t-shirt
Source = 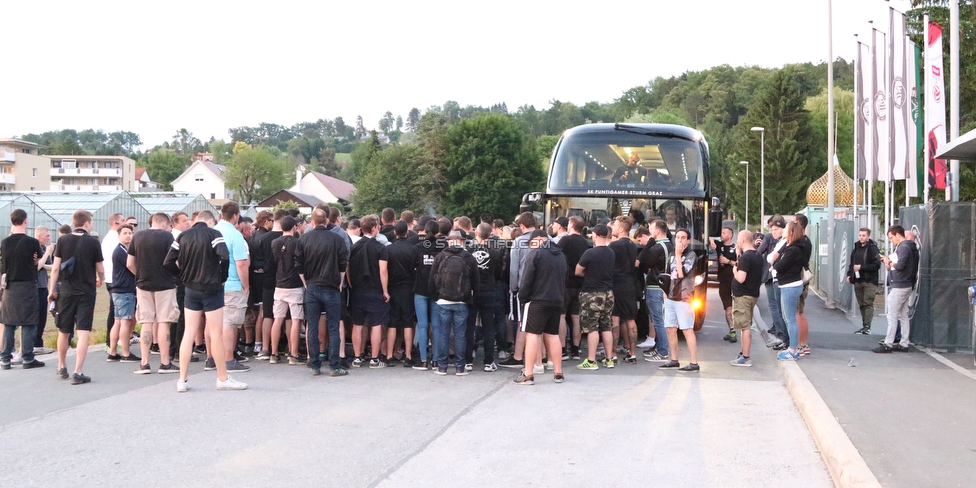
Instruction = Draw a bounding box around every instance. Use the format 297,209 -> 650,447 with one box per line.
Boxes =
101,213 -> 123,348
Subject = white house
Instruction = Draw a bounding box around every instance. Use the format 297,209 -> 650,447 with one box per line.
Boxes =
172,160 -> 233,200
290,167 -> 355,205
134,167 -> 159,190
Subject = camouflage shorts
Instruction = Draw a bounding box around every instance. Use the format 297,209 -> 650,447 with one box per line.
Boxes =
579,290 -> 614,334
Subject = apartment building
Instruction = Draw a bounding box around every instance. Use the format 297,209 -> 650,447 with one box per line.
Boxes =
0,138 -> 52,191
48,154 -> 137,192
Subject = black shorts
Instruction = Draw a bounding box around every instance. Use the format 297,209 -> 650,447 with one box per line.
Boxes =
565,287 -> 581,316
389,285 -> 416,329
719,277 -> 733,309
611,288 -> 638,320
56,294 -> 96,333
350,291 -> 390,327
262,288 -> 276,319
184,288 -> 224,312
249,273 -> 264,306
521,301 -> 561,335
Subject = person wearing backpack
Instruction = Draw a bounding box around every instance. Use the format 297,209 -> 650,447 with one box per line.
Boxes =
428,230 -> 478,376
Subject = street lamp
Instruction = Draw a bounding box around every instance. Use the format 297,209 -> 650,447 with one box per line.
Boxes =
739,160 -> 749,230
750,127 -> 765,229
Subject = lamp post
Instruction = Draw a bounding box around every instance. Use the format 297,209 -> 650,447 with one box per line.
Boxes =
739,160 -> 749,230
750,126 -> 765,229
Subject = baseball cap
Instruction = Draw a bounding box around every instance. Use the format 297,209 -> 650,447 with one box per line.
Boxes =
592,224 -> 610,238
769,217 -> 787,229
555,216 -> 569,228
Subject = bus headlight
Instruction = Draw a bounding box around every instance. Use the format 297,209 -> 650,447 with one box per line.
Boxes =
692,298 -> 703,310
694,274 -> 704,285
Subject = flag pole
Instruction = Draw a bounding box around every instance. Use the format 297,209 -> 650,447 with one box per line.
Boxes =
950,0 -> 960,201
826,0 -> 836,308
853,34 -> 859,222
923,13 -> 930,207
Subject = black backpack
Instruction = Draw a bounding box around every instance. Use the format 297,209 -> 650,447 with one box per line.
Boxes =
436,253 -> 471,302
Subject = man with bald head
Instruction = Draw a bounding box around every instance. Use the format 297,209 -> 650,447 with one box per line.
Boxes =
730,230 -> 763,367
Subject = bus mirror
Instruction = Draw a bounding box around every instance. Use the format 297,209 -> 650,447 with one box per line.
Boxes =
524,192 -> 543,203
519,204 -> 531,214
708,208 -> 723,237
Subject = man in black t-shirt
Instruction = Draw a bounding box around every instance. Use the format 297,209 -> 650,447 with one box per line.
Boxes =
127,212 -> 179,374
711,226 -> 738,343
271,216 -> 305,364
467,223 -> 503,371
254,209 -> 286,360
386,221 -> 418,367
609,216 -> 639,363
50,210 -> 105,385
1,209 -> 45,370
574,224 -> 616,370
557,216 -> 589,360
731,231 -> 763,367
347,215 -> 390,368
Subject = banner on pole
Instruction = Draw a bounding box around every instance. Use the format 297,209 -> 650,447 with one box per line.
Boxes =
908,39 -> 922,198
890,8 -> 909,181
873,29 -> 889,182
858,42 -> 874,182
855,41 -> 867,183
925,21 -> 948,190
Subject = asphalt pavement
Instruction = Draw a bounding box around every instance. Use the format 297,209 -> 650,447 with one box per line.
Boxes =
756,288 -> 976,488
0,289 -> 833,488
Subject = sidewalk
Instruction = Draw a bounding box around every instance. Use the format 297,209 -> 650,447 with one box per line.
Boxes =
757,290 -> 976,488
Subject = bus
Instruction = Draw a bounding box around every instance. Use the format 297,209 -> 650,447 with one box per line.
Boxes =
521,123 -> 720,329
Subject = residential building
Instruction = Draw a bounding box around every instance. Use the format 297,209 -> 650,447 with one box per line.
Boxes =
290,167 -> 355,206
49,155 -> 137,192
258,189 -> 325,215
0,138 -> 52,192
172,159 -> 232,201
135,167 -> 159,190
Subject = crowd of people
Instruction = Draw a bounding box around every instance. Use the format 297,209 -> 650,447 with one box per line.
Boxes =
0,202 -> 920,392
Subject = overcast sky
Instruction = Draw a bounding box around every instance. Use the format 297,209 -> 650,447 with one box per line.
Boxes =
4,0 -> 913,149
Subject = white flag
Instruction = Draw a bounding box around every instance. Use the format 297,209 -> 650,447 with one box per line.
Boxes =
925,21 -> 948,190
872,29 -> 889,182
858,42 -> 874,182
907,38 -> 920,197
890,8 -> 909,180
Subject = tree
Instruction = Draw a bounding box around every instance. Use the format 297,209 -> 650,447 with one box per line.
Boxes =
145,148 -> 189,191
334,116 -> 347,136
224,143 -> 291,204
395,115 -> 403,131
109,131 -> 142,156
536,135 -> 560,174
341,132 -> 381,183
379,111 -> 395,134
172,128 -> 202,156
728,68 -> 819,221
354,116 -> 367,139
210,139 -> 233,164
440,113 -> 542,221
406,108 -> 421,131
48,139 -> 84,155
352,145 -> 434,215
318,147 -> 339,177
286,137 -> 326,167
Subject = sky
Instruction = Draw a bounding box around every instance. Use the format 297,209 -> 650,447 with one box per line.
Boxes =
3,0 -> 914,149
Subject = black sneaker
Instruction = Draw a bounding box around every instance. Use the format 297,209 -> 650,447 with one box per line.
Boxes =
226,360 -> 250,372
310,367 -> 321,376
678,363 -> 700,372
70,372 -> 91,385
120,354 -> 141,363
134,363 -> 152,375
193,345 -> 207,355
513,372 -> 534,385
412,359 -> 430,371
403,358 -> 416,368
571,347 -> 581,360
498,357 -> 523,368
150,344 -> 160,355
892,344 -> 910,352
157,363 -> 179,374
57,367 -> 69,379
106,354 -> 122,362
204,358 -> 217,371
854,327 -> 871,335
872,344 -> 894,353
1,360 -> 11,370
553,373 -> 565,383
330,368 -> 348,377
659,360 -> 680,369
23,359 -> 46,369
772,342 -> 789,351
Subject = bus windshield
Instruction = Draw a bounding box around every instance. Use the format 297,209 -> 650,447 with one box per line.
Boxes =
547,124 -> 707,198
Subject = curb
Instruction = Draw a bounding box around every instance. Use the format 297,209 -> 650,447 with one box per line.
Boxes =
778,359 -> 881,488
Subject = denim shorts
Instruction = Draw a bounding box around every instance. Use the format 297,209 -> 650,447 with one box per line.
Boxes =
111,293 -> 136,320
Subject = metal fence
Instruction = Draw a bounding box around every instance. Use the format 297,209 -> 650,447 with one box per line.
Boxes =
901,203 -> 976,350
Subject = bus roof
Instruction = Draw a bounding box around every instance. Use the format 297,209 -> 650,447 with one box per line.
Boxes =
560,123 -> 704,142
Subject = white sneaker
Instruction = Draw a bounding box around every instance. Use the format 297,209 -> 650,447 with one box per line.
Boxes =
497,350 -> 508,360
484,362 -> 498,372
33,347 -> 55,355
636,338 -> 656,349
545,360 -> 554,370
176,379 -> 188,393
533,364 -> 545,374
11,353 -> 23,365
216,376 -> 248,390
